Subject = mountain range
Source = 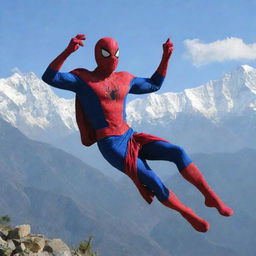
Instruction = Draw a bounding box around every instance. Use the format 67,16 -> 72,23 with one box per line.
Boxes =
0,117 -> 170,256
127,64 -> 256,153
1,116 -> 255,255
0,64 -> 256,255
0,65 -> 255,177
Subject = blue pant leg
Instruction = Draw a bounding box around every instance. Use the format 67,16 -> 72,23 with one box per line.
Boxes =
137,158 -> 169,202
97,128 -> 135,172
139,141 -> 192,171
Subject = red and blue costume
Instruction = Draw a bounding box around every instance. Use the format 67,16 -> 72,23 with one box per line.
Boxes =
42,35 -> 233,232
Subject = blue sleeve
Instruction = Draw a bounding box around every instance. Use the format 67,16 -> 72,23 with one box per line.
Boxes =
129,71 -> 165,94
42,66 -> 82,93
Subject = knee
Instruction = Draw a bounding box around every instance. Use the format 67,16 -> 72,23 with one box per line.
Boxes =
171,145 -> 192,171
171,145 -> 187,161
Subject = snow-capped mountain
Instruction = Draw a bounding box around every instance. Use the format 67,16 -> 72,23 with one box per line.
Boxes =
0,71 -> 77,143
127,65 -> 256,153
127,65 -> 256,124
0,65 -> 255,170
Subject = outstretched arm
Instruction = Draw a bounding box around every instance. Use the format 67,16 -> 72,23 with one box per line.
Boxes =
42,34 -> 86,92
129,38 -> 174,94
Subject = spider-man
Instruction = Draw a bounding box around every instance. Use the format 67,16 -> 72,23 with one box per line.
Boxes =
42,34 -> 233,232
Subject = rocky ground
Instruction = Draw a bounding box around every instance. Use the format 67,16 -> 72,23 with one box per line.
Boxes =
0,224 -> 97,256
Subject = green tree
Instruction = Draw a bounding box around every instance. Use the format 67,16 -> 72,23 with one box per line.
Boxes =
0,215 -> 11,228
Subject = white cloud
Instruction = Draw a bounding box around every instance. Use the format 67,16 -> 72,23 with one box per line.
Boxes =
183,37 -> 256,66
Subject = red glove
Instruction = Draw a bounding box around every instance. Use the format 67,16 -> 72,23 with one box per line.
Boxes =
65,34 -> 86,53
49,34 -> 86,71
162,38 -> 174,60
157,38 -> 174,76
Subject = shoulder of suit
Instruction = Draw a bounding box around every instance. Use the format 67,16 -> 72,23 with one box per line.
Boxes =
115,71 -> 136,79
70,68 -> 90,76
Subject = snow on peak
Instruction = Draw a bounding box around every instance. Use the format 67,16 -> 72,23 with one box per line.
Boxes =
230,64 -> 256,93
127,65 -> 256,125
237,64 -> 255,73
0,65 -> 255,146
0,71 -> 78,142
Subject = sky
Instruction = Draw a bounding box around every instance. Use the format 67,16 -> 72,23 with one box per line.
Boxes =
1,0 -> 256,99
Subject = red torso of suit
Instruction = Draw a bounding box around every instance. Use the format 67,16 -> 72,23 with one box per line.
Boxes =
70,68 -> 135,146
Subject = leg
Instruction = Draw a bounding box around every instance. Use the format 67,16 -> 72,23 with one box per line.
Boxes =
140,141 -> 233,216
181,163 -> 233,216
136,158 -> 209,232
139,140 -> 192,170
136,158 -> 169,202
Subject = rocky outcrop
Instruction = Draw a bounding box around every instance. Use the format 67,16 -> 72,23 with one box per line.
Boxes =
7,225 -> 31,240
0,224 -> 95,256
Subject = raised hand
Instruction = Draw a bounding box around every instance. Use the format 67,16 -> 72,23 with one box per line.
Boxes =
162,38 -> 174,59
48,34 -> 86,71
66,34 -> 86,53
156,38 -> 174,76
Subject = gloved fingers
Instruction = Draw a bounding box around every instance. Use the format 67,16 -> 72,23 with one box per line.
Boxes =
72,38 -> 84,46
76,34 -> 86,40
163,38 -> 174,51
164,38 -> 173,47
161,38 -> 174,58
78,40 -> 84,46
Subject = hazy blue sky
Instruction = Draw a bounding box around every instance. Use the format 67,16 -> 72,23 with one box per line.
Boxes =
1,0 -> 256,99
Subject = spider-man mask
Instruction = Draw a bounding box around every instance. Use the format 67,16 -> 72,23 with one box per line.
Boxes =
94,37 -> 119,76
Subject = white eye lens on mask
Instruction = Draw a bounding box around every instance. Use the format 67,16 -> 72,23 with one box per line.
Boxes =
115,49 -> 119,58
101,48 -> 111,57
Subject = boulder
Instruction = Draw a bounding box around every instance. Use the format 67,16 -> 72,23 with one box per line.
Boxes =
14,242 -> 26,253
28,233 -> 45,239
0,237 -> 8,255
0,247 -> 13,256
23,236 -> 45,253
44,239 -> 71,256
6,239 -> 16,250
0,226 -> 11,240
0,236 -> 8,246
7,224 -> 31,239
12,238 -> 22,247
